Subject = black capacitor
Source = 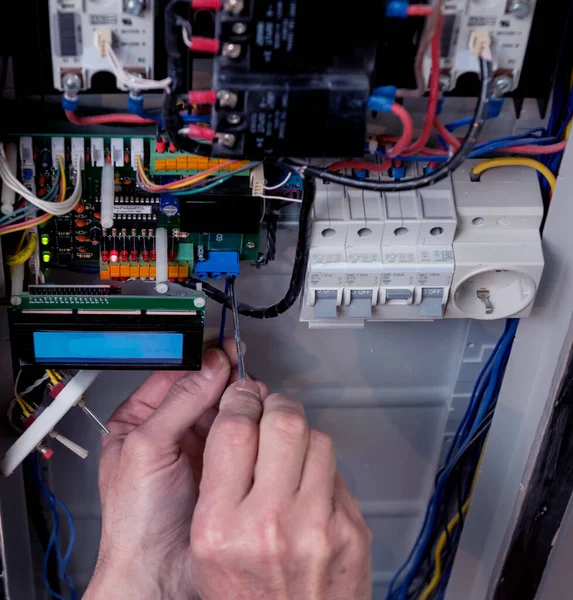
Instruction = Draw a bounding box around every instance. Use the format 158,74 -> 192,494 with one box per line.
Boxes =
39,149 -> 52,170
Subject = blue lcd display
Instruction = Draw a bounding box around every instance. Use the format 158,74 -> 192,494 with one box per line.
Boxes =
33,331 -> 184,364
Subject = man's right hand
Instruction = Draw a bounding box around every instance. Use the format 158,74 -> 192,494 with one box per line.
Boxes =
190,379 -> 373,600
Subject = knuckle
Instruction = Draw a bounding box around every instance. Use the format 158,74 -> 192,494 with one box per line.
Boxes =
311,430 -> 334,455
191,518 -> 226,561
298,524 -> 332,561
213,414 -> 257,447
169,375 -> 204,403
264,396 -> 307,440
123,428 -> 154,458
257,510 -> 286,560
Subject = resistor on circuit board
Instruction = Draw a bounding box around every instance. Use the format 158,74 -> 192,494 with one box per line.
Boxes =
169,235 -> 177,263
130,228 -> 139,262
120,229 -> 129,263
140,229 -> 149,263
149,228 -> 156,262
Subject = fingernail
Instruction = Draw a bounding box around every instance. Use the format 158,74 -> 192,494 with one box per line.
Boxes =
233,378 -> 261,397
202,348 -> 227,380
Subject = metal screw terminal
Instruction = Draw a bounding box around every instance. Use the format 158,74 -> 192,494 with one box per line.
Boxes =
220,133 -> 237,148
226,113 -> 242,125
506,0 -> 532,18
246,241 -> 256,249
222,43 -> 242,59
492,73 -> 513,97
217,90 -> 238,108
224,0 -> 244,15
125,0 -> 145,16
439,73 -> 451,93
232,22 -> 247,35
62,73 -> 82,96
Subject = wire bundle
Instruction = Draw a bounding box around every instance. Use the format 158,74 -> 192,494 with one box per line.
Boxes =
29,456 -> 77,600
0,149 -> 82,236
387,319 -> 519,600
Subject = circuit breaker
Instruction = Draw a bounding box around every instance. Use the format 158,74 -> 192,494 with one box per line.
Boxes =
301,162 -> 544,328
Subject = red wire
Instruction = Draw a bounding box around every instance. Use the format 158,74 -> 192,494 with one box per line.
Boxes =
65,110 -> 155,126
386,103 -> 415,157
401,15 -> 442,156
191,0 -> 222,8
189,37 -> 220,54
434,117 -> 462,151
503,142 -> 567,154
188,90 -> 217,105
407,5 -> 434,17
184,125 -> 215,142
328,158 -> 392,173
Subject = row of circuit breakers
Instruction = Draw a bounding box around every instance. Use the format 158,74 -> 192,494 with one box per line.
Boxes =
301,160 -> 545,328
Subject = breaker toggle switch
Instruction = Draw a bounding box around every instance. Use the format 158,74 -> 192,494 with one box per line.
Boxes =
420,287 -> 445,318
348,290 -> 373,318
314,290 -> 338,318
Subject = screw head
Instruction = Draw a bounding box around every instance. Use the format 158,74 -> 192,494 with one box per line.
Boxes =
226,113 -> 242,125
155,282 -> 169,295
194,297 -> 206,308
232,22 -> 247,35
223,43 -> 242,59
246,241 -> 256,249
217,90 -> 238,108
11,296 -> 21,306
492,74 -> 513,97
125,0 -> 145,16
221,133 -> 237,148
224,0 -> 244,14
62,73 -> 82,94
439,73 -> 451,92
506,0 -> 532,18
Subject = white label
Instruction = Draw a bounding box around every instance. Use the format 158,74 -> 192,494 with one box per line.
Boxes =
346,273 -> 380,287
114,205 -> 153,214
310,272 -> 344,287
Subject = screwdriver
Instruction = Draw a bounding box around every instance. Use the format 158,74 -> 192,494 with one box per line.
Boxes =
227,275 -> 246,380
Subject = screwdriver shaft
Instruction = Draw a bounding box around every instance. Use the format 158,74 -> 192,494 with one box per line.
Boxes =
228,276 -> 246,380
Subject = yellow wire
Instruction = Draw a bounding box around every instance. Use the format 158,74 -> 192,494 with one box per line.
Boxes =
20,397 -> 34,412
6,232 -> 37,266
15,230 -> 28,252
16,398 -> 31,417
471,158 -> 556,195
52,370 -> 63,381
419,448 -> 487,600
57,155 -> 67,201
46,370 -> 59,385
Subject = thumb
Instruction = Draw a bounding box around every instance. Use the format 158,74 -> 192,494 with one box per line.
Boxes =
134,348 -> 231,454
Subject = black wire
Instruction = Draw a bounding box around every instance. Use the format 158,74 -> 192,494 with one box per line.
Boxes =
163,0 -> 211,156
255,209 -> 279,267
278,58 -> 494,192
180,176 -> 315,318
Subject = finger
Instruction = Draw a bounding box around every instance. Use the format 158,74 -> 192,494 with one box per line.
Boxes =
298,430 -> 337,513
193,407 -> 219,440
107,371 -> 187,432
201,379 -> 262,505
134,348 -> 231,454
253,393 -> 309,499
205,336 -> 245,365
229,367 -> 270,399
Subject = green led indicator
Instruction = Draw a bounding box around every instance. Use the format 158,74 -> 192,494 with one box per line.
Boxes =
41,234 -> 49,246
42,251 -> 51,263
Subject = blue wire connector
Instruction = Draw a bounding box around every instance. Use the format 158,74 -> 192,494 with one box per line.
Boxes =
386,0 -> 409,18
368,86 -> 397,113
194,252 -> 240,281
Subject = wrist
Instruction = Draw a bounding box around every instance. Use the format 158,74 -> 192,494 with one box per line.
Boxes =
84,564 -> 159,600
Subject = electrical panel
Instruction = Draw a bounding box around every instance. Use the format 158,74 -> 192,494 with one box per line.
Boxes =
300,161 -> 544,328
48,0 -> 156,91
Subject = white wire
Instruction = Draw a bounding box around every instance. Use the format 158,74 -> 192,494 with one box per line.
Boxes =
106,43 -> 172,91
256,194 -> 302,204
181,27 -> 193,50
263,172 -> 291,190
0,145 -> 83,216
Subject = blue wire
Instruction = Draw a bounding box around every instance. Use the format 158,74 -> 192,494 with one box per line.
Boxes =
218,276 -> 230,349
387,320 -> 519,599
30,456 -> 77,600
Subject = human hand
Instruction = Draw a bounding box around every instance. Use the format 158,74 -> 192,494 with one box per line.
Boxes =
189,384 -> 373,600
85,340 -> 266,600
